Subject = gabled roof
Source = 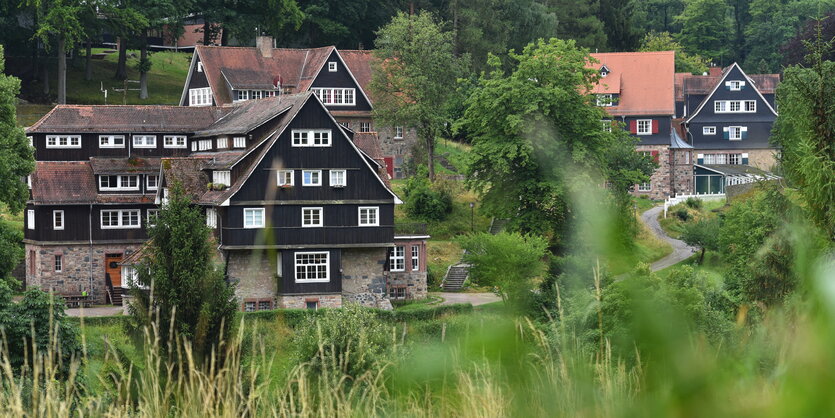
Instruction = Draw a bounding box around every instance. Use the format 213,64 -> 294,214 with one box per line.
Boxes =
677,71 -> 780,100
160,156 -> 212,201
26,105 -> 229,133
30,161 -> 156,205
685,63 -> 779,123
338,50 -> 375,102
193,93 -> 305,137
588,51 -> 675,116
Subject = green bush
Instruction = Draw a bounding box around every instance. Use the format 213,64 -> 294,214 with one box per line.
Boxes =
685,197 -> 703,209
675,207 -> 691,221
403,166 -> 453,221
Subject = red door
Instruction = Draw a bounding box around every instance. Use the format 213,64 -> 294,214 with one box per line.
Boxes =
384,157 -> 394,179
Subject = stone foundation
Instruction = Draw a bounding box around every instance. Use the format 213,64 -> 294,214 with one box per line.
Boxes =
696,148 -> 779,172
341,247 -> 389,307
277,293 -> 342,309
386,271 -> 428,300
226,249 -> 277,306
632,145 -> 694,199
670,148 -> 694,196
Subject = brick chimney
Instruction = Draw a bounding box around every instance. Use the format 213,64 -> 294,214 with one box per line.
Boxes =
256,36 -> 273,58
709,66 -> 722,77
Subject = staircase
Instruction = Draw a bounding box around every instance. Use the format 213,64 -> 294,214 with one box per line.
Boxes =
442,264 -> 470,291
489,218 -> 509,235
109,287 -> 124,306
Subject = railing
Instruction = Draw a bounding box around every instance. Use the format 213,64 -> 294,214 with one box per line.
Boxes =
663,193 -> 726,218
104,272 -> 114,305
394,222 -> 428,236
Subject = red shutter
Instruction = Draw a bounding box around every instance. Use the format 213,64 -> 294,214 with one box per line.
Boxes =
651,151 -> 659,162
652,120 -> 659,134
629,120 -> 637,134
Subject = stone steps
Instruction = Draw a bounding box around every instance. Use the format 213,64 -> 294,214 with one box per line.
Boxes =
442,264 -> 470,291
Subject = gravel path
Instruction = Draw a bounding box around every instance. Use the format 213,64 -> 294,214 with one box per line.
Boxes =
436,292 -> 501,306
641,206 -> 698,272
65,306 -> 125,317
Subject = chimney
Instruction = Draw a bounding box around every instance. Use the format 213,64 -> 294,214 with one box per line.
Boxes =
256,36 -> 273,58
709,66 -> 722,77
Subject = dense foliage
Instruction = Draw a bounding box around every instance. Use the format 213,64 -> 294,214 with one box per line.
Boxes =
680,217 -> 720,263
401,166 -> 453,221
0,46 -> 34,214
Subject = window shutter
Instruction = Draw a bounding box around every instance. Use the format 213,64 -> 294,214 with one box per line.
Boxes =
739,81 -> 746,89
742,152 -> 749,165
741,126 -> 748,140
723,127 -> 730,140
650,150 -> 659,162
651,120 -> 659,134
697,154 -> 704,165
629,120 -> 637,134
724,81 -> 731,90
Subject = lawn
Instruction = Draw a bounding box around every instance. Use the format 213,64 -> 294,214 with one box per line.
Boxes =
434,139 -> 471,175
606,217 -> 673,275
659,199 -> 727,239
656,251 -> 726,287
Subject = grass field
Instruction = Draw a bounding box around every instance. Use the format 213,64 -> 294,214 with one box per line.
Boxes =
434,139 -> 471,175
659,199 -> 727,239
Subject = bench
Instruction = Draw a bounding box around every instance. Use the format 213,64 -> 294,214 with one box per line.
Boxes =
61,294 -> 92,308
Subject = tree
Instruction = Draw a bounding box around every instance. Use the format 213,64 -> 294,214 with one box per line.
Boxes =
772,31 -> 835,239
0,221 -> 23,285
632,0 -> 685,34
546,0 -> 608,49
744,0 -> 797,73
782,8 -> 835,67
371,11 -> 466,181
680,217 -> 720,264
675,0 -> 731,63
128,184 -> 237,359
639,31 -> 708,74
458,232 -> 548,307
457,39 -> 654,245
31,0 -> 87,104
599,0 -> 641,51
99,3 -> 147,81
402,165 -> 453,221
0,46 -> 35,214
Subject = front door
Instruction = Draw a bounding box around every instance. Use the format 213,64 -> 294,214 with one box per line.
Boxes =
105,254 -> 123,288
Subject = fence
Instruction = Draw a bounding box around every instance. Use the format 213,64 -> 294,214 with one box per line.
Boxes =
663,193 -> 726,218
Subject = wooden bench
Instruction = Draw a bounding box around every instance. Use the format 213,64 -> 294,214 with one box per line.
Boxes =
61,294 -> 92,308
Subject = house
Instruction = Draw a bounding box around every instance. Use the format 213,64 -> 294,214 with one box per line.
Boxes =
589,51 -> 694,199
677,64 -> 781,180
178,36 -> 417,179
23,92 -> 428,309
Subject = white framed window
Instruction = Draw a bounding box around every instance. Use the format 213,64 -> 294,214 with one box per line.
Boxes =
328,62 -> 337,72
390,246 -> 405,272
601,120 -> 612,132
359,122 -> 371,132
27,175 -> 31,189
28,136 -> 33,147
728,80 -> 743,91
132,135 -> 157,148
638,182 -> 651,191
744,101 -> 756,112
703,126 -> 716,135
213,170 -> 231,187
206,207 -> 217,229
302,207 -> 323,227
198,139 -> 212,151
100,209 -> 141,229
596,94 -> 614,107
277,170 -> 294,186
54,255 -> 62,272
729,101 -> 740,112
311,87 -> 356,106
163,135 -> 187,148
295,252 -> 329,282
189,87 -> 212,106
302,170 -> 322,186
146,175 -> 159,191
729,153 -> 742,165
233,136 -> 246,148
99,175 -> 140,191
53,210 -> 64,230
329,170 -> 346,187
714,101 -> 726,112
191,141 -> 198,152
197,62 -> 203,72
147,209 -> 159,227
358,206 -> 379,226
27,209 -> 34,230
637,119 -> 652,135
291,129 -> 331,147
99,135 -> 125,148
715,100 -> 757,113
729,126 -> 744,140
394,126 -> 404,138
45,135 -> 81,148
411,245 -> 419,271
243,208 -> 265,229
217,137 -> 228,149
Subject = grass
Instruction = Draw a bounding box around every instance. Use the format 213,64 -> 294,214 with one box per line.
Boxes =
426,240 -> 463,288
0,204 -> 24,232
656,251 -> 726,286
606,215 -> 673,276
434,139 -> 471,175
658,199 -> 727,239
391,294 -> 443,310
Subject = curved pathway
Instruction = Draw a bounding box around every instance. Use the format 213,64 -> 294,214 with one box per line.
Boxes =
640,206 -> 697,271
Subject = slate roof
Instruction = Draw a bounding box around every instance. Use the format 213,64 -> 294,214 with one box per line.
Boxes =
193,93 -> 307,137
89,157 -> 161,174
30,161 -> 156,205
588,51 -> 676,116
26,105 -> 229,133
160,157 -> 212,201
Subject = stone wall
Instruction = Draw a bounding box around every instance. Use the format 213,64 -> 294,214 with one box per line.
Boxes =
277,294 -> 342,309
226,249 -> 276,306
670,148 -> 694,196
377,125 -> 418,179
341,247 -> 388,307
633,144 -> 671,200
386,271 -> 428,299
697,148 -> 779,172
24,242 -> 141,304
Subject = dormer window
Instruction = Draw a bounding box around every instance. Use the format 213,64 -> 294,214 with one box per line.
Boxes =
600,65 -> 610,78
100,175 -> 139,191
596,94 -> 614,107
328,62 -> 337,72
213,170 -> 231,187
132,135 -> 157,148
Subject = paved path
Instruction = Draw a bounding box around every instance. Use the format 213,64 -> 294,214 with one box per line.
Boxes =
640,206 -> 697,272
435,292 -> 501,306
65,306 -> 124,317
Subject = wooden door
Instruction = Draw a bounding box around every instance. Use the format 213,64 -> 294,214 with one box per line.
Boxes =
105,254 -> 123,288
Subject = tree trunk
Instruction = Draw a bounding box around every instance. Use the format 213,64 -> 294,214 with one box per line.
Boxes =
139,30 -> 149,99
203,21 -> 211,46
115,37 -> 128,80
698,247 -> 706,265
57,36 -> 67,104
220,25 -> 229,46
85,40 -> 93,81
426,127 -> 435,181
42,58 -> 50,96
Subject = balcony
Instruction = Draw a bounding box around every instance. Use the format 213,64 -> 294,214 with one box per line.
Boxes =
394,222 -> 428,237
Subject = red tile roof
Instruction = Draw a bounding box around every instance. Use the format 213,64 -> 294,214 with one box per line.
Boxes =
588,51 -> 676,116
352,132 -> 384,160
26,105 -> 229,133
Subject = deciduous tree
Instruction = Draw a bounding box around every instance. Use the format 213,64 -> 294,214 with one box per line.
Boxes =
675,0 -> 731,63
0,46 -> 35,214
30,0 -> 88,104
639,31 -> 708,74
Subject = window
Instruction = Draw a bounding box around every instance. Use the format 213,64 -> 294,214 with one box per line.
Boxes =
213,170 -> 231,187
198,139 -> 212,151
729,153 -> 741,165
132,135 -> 157,148
45,135 -> 81,148
243,208 -> 265,229
394,126 -> 404,139
311,87 -> 356,105
328,61 -> 337,72
99,175 -> 139,191
277,170 -> 294,186
53,210 -> 64,230
306,300 -> 319,310
295,252 -> 329,282
729,126 -> 743,140
703,126 -> 716,135
189,87 -> 212,106
729,80 -> 742,91
258,301 -> 272,311
100,209 -> 141,229
411,245 -> 419,271
715,100 -> 757,113
302,207 -> 323,227
358,206 -> 379,226
147,209 -> 159,227
27,209 -> 34,230
244,301 -> 256,312
54,255 -> 62,273
330,170 -> 346,187
191,141 -> 198,152
729,101 -> 741,112
637,119 -> 652,135
714,101 -> 726,112
389,286 -> 406,299
638,182 -> 651,191
359,122 -> 371,132
233,136 -> 246,148
28,136 -> 33,147
744,101 -> 756,112
197,62 -> 203,73
302,170 -> 322,186
390,246 -> 405,272
291,130 -> 331,147
217,137 -> 228,149
206,207 -> 217,229
596,94 -> 614,107
233,90 -> 276,102
99,135 -> 125,148
163,135 -> 187,148
601,120 -> 612,132
146,175 -> 159,191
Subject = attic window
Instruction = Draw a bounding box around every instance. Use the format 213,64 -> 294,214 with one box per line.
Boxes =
328,62 -> 337,72
197,62 -> 203,73
600,65 -> 610,77
213,170 -> 231,186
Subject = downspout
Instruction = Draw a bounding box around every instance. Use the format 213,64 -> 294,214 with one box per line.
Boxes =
89,203 -> 94,298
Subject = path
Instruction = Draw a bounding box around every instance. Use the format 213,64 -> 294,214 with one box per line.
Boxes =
435,292 -> 501,306
640,206 -> 697,271
65,306 -> 124,317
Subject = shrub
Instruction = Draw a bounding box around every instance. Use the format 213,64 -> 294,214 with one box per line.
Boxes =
685,197 -> 703,209
675,207 -> 691,221
403,165 -> 453,221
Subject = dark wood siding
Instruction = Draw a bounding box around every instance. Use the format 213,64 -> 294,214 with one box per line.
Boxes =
90,205 -> 155,242
34,133 -> 192,161
310,51 -> 372,112
621,115 -> 672,146
278,249 -> 342,294
188,55 -> 210,89
24,205 -> 91,242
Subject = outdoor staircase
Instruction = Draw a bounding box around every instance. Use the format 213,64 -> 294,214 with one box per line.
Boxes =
489,218 -> 509,235
109,287 -> 124,306
442,264 -> 470,291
